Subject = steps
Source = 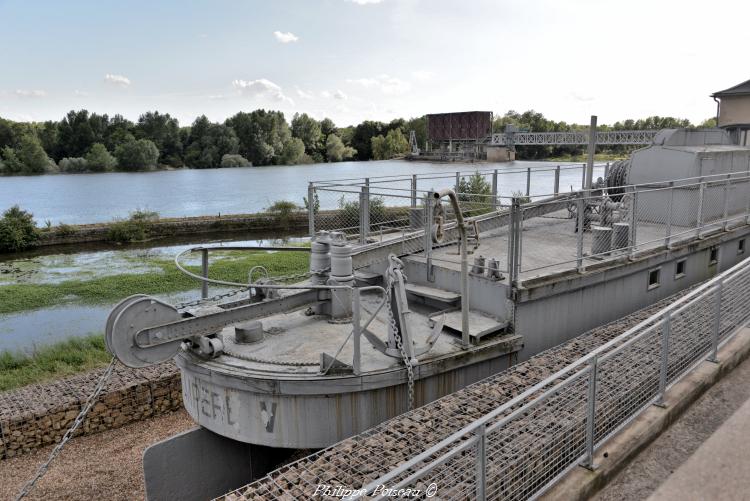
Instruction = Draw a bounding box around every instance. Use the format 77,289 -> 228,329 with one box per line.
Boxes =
431,309 -> 509,342
405,283 -> 461,306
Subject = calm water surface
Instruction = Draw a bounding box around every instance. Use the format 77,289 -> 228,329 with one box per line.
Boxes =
2,160 -> 599,224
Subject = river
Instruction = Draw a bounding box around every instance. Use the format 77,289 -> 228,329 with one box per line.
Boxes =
0,159 -> 598,225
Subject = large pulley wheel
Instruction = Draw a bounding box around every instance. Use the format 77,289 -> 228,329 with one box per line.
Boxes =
105,294 -> 149,353
110,296 -> 183,368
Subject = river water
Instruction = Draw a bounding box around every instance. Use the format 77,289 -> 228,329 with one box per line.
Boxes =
0,159 -> 598,224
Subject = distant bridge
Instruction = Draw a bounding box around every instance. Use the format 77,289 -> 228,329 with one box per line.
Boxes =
490,129 -> 659,147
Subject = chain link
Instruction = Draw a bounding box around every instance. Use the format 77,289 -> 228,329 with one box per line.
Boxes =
222,346 -> 319,367
384,260 -> 415,411
15,357 -> 117,501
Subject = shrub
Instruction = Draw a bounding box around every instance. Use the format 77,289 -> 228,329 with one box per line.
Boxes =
220,154 -> 251,168
0,147 -> 25,174
59,157 -> 89,173
85,143 -> 117,172
511,190 -> 531,204
0,205 -> 40,252
106,209 -> 159,243
266,200 -> 298,229
114,139 -> 159,171
458,172 -> 494,216
338,195 -> 387,231
56,223 -> 76,237
17,135 -> 56,174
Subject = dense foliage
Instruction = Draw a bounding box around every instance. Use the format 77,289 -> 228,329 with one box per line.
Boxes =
0,205 -> 40,252
0,107 -> 714,175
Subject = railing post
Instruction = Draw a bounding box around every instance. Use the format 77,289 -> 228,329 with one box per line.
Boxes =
455,171 -> 461,194
604,161 -> 610,180
507,198 -> 520,294
526,167 -> 531,197
708,280 -> 724,363
352,288 -> 361,374
630,191 -> 638,258
491,169 -> 498,210
577,194 -> 585,272
308,182 -> 315,237
581,163 -> 586,190
745,175 -> 750,224
696,179 -> 705,238
200,248 -> 209,299
656,312 -> 671,407
722,174 -> 730,231
582,355 -> 599,470
554,165 -> 561,196
424,193 -> 434,282
359,182 -> 370,245
665,182 -> 674,248
411,174 -> 417,208
475,425 -> 487,501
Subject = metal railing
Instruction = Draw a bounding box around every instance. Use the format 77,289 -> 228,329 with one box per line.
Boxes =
348,254 -> 750,500
310,168 -> 750,285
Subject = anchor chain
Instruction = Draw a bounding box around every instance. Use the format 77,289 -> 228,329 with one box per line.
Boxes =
384,260 -> 415,411
15,357 -> 117,501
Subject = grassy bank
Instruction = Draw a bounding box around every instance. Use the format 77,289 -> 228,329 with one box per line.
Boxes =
0,250 -> 309,315
0,334 -> 110,391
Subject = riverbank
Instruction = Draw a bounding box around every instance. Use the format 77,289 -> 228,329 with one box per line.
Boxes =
35,211 -> 310,248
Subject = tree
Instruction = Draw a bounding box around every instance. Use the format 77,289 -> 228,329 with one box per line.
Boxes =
371,128 -> 409,160
59,157 -> 89,173
135,111 -> 183,166
57,109 -> 105,159
291,113 -> 322,154
0,147 -> 24,174
221,154 -> 251,167
114,139 -> 159,171
85,143 -> 117,172
105,114 -> 136,152
699,117 -> 717,128
351,120 -> 385,160
0,205 -> 39,252
184,116 -> 240,168
226,110 -> 293,166
319,118 -> 337,140
279,137 -> 305,165
326,134 -> 356,162
17,135 -> 55,174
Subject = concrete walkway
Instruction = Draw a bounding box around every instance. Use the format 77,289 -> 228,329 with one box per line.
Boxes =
648,395 -> 750,500
593,348 -> 750,501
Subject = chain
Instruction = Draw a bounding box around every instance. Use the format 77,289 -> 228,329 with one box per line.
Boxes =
15,357 -> 117,501
174,270 -> 318,311
222,346 -> 319,367
384,260 -> 415,411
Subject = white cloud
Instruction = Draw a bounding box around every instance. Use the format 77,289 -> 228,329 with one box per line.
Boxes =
104,74 -> 131,87
296,87 -> 314,99
333,89 -> 348,100
208,94 -> 228,100
411,70 -> 434,81
73,90 -> 89,97
346,0 -> 384,4
346,74 -> 411,95
273,31 -> 299,43
15,89 -> 46,98
320,90 -> 332,99
232,78 -> 294,104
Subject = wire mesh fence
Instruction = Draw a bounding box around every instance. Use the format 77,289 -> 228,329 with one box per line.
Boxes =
347,253 -> 750,501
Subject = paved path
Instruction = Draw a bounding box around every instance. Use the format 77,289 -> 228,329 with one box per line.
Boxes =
594,352 -> 750,501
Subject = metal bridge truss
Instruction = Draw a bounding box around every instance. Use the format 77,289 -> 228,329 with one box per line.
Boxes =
490,129 -> 659,147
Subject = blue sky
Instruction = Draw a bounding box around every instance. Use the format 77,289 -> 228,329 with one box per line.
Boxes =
1,0 -> 748,127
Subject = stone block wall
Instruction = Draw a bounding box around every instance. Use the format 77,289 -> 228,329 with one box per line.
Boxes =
0,362 -> 182,459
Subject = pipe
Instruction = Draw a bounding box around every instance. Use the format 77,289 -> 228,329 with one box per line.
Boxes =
433,189 -> 470,347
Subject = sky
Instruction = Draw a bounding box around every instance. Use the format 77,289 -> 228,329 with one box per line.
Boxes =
0,0 -> 748,128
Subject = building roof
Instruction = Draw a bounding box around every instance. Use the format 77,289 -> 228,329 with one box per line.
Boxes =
712,79 -> 750,97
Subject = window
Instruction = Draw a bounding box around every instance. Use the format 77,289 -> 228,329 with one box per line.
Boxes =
648,268 -> 661,290
739,239 -> 746,255
709,246 -> 719,266
675,259 -> 686,279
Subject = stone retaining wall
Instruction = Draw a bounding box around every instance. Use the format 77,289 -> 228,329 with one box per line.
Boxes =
0,362 -> 182,459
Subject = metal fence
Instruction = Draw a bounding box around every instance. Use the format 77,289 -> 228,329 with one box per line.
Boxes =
309,168 -> 750,285
348,253 -> 750,500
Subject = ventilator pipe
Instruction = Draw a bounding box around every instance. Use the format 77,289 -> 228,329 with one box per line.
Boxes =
433,189 -> 470,348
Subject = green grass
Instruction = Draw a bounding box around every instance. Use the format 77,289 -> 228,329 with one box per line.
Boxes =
0,333 -> 110,391
0,250 -> 310,315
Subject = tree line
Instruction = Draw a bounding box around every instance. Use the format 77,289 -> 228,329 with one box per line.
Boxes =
0,109 -> 427,175
0,107 -> 714,175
